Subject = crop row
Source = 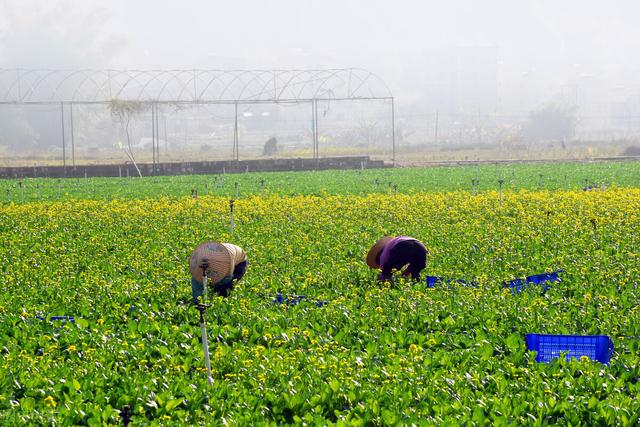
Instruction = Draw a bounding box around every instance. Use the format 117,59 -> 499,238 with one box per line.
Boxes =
1,161 -> 638,202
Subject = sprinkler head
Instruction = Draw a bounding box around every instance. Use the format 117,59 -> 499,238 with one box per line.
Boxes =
199,261 -> 209,272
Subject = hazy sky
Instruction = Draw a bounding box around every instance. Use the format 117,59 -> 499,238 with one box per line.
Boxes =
1,0 -> 640,111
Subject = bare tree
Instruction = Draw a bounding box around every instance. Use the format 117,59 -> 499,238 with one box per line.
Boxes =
108,100 -> 149,177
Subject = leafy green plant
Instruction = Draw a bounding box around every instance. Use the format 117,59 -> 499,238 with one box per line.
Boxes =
0,167 -> 638,425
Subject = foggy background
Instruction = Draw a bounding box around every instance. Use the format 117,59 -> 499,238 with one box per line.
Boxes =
2,0 -> 640,165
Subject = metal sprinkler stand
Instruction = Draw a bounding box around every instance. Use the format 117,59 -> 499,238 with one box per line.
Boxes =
120,405 -> 132,426
196,301 -> 214,386
201,263 -> 209,299
229,199 -> 235,236
198,263 -> 213,386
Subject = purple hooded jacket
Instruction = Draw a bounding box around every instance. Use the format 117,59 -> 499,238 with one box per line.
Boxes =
378,236 -> 428,281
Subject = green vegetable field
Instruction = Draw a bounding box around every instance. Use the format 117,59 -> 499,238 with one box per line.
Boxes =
1,161 -> 639,425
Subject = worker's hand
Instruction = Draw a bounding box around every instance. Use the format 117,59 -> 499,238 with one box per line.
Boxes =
212,275 -> 234,297
402,268 -> 421,282
378,272 -> 393,282
216,275 -> 234,287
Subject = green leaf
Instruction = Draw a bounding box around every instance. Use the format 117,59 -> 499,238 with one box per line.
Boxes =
75,318 -> 89,329
473,406 -> 485,422
165,398 -> 183,412
479,343 -> 494,359
382,409 -> 397,425
505,333 -> 522,351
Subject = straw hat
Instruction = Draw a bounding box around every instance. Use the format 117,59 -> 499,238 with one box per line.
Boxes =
189,241 -> 233,284
366,236 -> 393,269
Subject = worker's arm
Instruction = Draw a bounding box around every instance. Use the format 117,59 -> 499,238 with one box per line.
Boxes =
191,277 -> 205,301
233,260 -> 247,281
378,262 -> 394,282
402,244 -> 428,281
402,264 -> 423,281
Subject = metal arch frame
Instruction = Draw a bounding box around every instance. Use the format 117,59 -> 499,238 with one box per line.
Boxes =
238,70 -> 277,101
311,69 -> 350,99
174,70 -> 201,102
349,69 -> 381,99
154,69 -> 187,102
137,70 -> 171,101
28,70 -> 61,102
275,69 -> 309,101
0,68 -> 393,103
217,70 -> 259,101
196,70 -> 228,101
0,68 -> 396,168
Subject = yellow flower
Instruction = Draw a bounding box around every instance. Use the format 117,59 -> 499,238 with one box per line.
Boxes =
580,355 -> 590,363
97,318 -> 105,325
67,345 -> 77,352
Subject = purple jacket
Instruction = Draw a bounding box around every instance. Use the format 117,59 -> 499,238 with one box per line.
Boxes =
378,236 -> 428,281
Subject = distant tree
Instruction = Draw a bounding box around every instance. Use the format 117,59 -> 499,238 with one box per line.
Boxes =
0,107 -> 38,151
263,137 -> 278,156
622,145 -> 640,156
108,100 -> 149,177
523,104 -> 577,143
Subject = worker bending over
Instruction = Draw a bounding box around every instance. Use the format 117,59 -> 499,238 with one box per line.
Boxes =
190,241 -> 247,301
366,236 -> 428,282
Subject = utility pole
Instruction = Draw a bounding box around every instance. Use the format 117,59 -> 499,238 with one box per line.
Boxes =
434,110 -> 439,144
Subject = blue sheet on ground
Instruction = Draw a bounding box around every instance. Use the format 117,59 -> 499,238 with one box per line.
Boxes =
272,293 -> 328,307
424,270 -> 564,292
506,269 -> 564,293
425,276 -> 478,288
36,316 -> 75,323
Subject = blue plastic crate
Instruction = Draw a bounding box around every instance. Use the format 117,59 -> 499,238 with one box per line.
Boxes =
525,334 -> 614,364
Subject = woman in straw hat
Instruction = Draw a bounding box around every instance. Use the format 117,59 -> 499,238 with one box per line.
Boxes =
189,241 -> 247,301
366,236 -> 428,282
